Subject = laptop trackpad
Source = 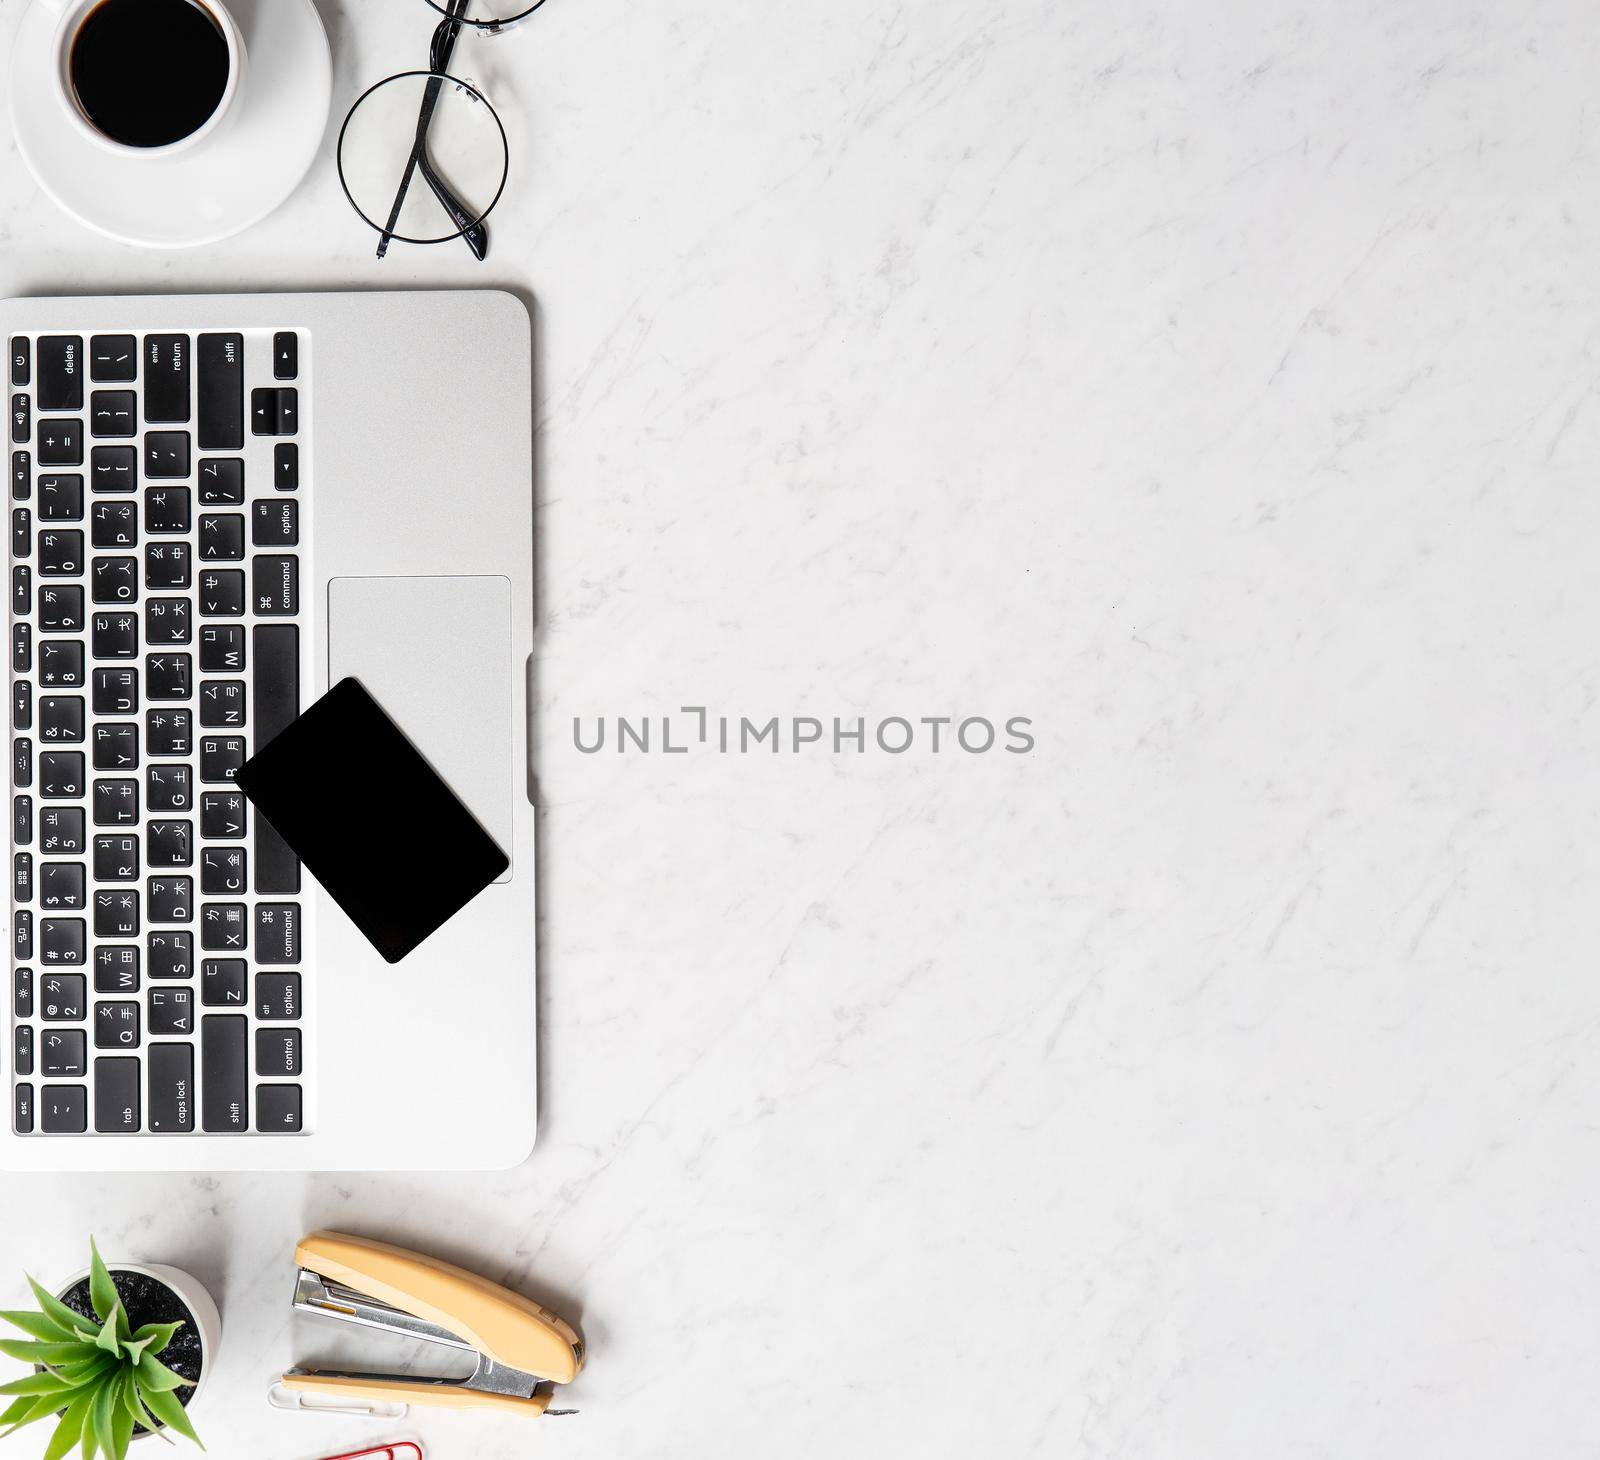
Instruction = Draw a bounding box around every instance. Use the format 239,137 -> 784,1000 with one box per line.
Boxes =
328,576 -> 514,879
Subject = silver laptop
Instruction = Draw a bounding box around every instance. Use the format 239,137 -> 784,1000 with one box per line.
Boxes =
0,290 -> 537,1171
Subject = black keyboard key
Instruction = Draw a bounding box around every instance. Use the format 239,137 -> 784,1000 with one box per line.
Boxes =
148,1042 -> 194,1132
201,1015 -> 247,1132
251,498 -> 299,547
144,880 -> 185,931
14,1027 -> 31,1077
89,445 -> 137,493
92,667 -> 138,714
146,708 -> 192,757
144,486 -> 190,534
201,845 -> 246,895
94,1002 -> 139,1050
250,387 -> 298,436
148,986 -> 193,1035
10,393 -> 28,445
199,513 -> 244,560
201,791 -> 245,839
37,805 -> 81,853
94,1057 -> 140,1131
200,902 -> 246,951
255,902 -> 301,964
12,506 -> 29,556
14,908 -> 31,959
39,970 -> 85,1014
144,598 -> 190,645
89,390 -> 136,439
93,943 -> 139,992
196,334 -> 243,449
91,501 -> 136,548
143,335 -> 190,423
37,337 -> 83,411
89,336 -> 136,383
146,653 -> 191,701
37,421 -> 83,467
41,1030 -> 86,1077
143,432 -> 189,479
92,777 -> 138,825
92,723 -> 138,771
93,611 -> 139,658
147,930 -> 192,979
146,765 -> 191,813
10,337 -> 29,387
93,889 -> 139,937
93,835 -> 139,882
12,682 -> 28,732
38,585 -> 85,634
199,679 -> 244,727
38,640 -> 84,686
149,820 -> 192,868
12,736 -> 30,789
90,555 -> 138,604
38,861 -> 85,910
197,457 -> 243,504
256,1029 -> 301,1078
144,542 -> 191,590
11,623 -> 29,673
199,624 -> 244,672
12,448 -> 29,500
199,569 -> 243,616
272,332 -> 298,380
252,556 -> 297,615
14,1083 -> 33,1134
38,585 -> 84,632
201,958 -> 246,1006
14,966 -> 33,1017
40,1084 -> 87,1133
38,474 -> 83,521
200,735 -> 244,783
256,972 -> 300,1021
274,442 -> 299,491
39,529 -> 85,575
39,751 -> 84,798
11,564 -> 28,615
13,851 -> 30,903
39,696 -> 84,744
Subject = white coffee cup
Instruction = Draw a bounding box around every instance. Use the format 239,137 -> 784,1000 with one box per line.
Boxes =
44,0 -> 248,159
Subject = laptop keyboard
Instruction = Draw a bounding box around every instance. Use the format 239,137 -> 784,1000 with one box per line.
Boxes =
8,328 -> 309,1136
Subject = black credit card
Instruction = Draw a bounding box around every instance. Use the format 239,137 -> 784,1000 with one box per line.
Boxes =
235,677 -> 509,963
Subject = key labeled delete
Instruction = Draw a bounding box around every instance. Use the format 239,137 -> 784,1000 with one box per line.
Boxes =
234,678 -> 508,963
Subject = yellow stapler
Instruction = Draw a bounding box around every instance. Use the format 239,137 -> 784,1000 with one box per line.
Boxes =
274,1231 -> 584,1418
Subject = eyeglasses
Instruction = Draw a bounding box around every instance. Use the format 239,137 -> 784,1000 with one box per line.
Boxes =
337,0 -> 548,258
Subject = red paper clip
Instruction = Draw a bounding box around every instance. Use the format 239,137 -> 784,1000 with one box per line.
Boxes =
318,1445 -> 422,1460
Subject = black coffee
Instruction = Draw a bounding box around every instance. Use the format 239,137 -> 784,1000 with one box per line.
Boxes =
69,0 -> 230,149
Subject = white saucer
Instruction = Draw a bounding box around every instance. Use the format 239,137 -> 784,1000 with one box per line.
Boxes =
10,0 -> 332,249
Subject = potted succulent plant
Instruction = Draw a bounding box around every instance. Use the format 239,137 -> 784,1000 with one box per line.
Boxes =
0,1240 -> 213,1459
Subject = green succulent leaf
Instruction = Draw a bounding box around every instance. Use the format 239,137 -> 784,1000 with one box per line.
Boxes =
0,1339 -> 102,1366
0,1309 -> 76,1344
52,1356 -> 115,1387
89,1373 -> 119,1460
140,1386 -> 201,1448
108,1372 -> 134,1460
118,1367 -> 160,1438
0,1369 -> 76,1397
130,1321 -> 182,1359
87,1242 -> 119,1327
0,1394 -> 33,1428
133,1352 -> 190,1394
26,1279 -> 96,1343
40,1387 -> 94,1460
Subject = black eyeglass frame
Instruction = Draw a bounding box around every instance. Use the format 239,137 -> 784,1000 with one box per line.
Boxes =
421,0 -> 548,30
335,68 -> 510,249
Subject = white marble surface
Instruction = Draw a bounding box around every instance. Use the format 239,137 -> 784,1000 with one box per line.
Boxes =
3,0 -> 1600,1454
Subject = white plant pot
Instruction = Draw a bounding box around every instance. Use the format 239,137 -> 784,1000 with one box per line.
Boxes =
53,1262 -> 221,1441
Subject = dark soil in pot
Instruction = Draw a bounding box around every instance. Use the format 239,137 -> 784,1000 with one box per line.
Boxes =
59,1269 -> 202,1428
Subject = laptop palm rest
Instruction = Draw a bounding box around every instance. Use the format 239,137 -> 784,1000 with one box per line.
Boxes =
327,575 -> 514,881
